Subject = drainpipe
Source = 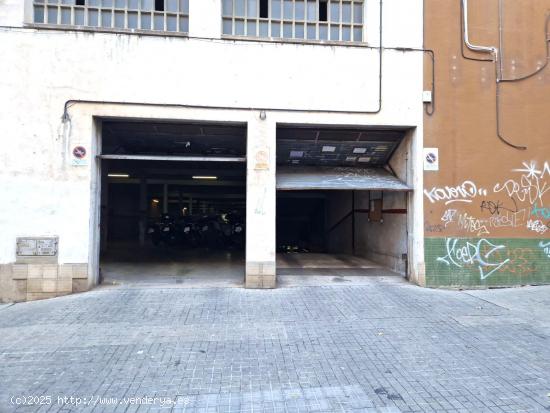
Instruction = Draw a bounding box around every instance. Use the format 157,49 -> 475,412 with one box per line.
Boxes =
461,0 -> 500,78
461,0 -> 529,150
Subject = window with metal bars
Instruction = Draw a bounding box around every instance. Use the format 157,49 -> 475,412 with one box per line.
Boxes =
32,0 -> 189,33
222,0 -> 364,42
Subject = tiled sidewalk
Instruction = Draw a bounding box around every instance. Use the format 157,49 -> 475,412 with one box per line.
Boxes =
0,279 -> 549,412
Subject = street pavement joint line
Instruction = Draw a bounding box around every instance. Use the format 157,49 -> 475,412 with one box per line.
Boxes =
462,291 -> 511,311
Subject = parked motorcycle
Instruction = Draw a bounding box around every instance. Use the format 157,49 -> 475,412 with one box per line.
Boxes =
147,212 -> 245,250
177,216 -> 200,248
148,214 -> 180,246
196,215 -> 223,249
226,213 -> 245,249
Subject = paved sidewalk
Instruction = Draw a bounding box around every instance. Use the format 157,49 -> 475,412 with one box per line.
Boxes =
0,303 -> 13,311
0,279 -> 549,412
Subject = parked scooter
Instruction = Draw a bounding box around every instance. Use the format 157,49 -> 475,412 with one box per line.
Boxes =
194,216 -> 214,249
177,216 -> 200,247
148,214 -> 180,246
148,212 -> 245,250
226,213 -> 245,249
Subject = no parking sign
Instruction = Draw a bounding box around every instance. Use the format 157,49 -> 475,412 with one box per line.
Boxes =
423,148 -> 439,171
71,145 -> 88,166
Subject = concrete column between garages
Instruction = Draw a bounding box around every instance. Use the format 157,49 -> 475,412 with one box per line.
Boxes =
245,116 -> 276,288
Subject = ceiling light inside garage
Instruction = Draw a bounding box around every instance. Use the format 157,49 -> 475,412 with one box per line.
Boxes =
345,156 -> 357,162
192,176 -> 218,180
290,151 -> 304,158
322,146 -> 336,153
358,157 -> 372,163
353,147 -> 367,154
108,173 -> 130,178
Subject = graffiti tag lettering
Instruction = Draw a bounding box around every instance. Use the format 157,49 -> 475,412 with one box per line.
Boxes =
494,161 -> 550,206
480,199 -> 519,215
527,220 -> 549,234
442,209 -> 526,236
441,209 -> 458,227
531,204 -> 550,220
436,238 -> 510,280
424,181 -> 487,205
425,222 -> 444,233
457,213 -> 490,236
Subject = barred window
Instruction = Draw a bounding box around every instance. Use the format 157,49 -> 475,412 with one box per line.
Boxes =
222,0 -> 364,42
33,0 -> 189,33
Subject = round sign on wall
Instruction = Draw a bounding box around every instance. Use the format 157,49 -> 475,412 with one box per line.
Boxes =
72,146 -> 87,159
71,145 -> 88,166
423,148 -> 439,171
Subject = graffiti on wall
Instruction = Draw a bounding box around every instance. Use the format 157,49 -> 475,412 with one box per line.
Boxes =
437,208 -> 527,236
493,161 -> 550,206
425,161 -> 550,283
424,180 -> 488,205
425,238 -> 544,285
424,161 -> 550,237
436,238 -> 509,280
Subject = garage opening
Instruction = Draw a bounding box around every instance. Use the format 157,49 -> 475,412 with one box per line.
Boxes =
276,126 -> 411,279
99,120 -> 247,287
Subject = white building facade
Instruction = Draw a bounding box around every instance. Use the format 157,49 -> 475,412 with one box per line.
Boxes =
0,0 -> 426,302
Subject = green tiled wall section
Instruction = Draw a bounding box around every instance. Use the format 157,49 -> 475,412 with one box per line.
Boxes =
425,238 -> 550,288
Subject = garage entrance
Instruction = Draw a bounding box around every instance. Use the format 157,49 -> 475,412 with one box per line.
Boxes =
276,126 -> 412,280
99,120 -> 247,287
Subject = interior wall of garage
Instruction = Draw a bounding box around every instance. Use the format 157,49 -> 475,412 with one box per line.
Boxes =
354,192 -> 408,274
325,190 -> 408,275
324,134 -> 412,275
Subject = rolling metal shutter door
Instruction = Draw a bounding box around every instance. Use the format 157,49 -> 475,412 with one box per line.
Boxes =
276,166 -> 411,191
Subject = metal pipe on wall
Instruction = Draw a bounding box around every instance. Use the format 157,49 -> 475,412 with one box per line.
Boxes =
459,0 -> 493,62
59,0 -> 383,118
461,0 -> 498,57
49,0 -> 433,119
460,0 -> 531,150
494,9 -> 550,151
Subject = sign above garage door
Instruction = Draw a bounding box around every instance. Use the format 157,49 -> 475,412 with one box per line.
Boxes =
276,166 -> 412,191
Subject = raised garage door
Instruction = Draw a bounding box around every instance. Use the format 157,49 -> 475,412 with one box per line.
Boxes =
275,126 -> 412,277
276,166 -> 412,191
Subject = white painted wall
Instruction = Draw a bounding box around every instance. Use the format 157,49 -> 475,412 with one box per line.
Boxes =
189,0 -> 222,38
0,0 -> 425,281
0,0 -> 25,26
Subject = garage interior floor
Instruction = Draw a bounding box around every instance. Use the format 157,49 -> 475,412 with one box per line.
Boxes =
101,246 -> 402,289
101,243 -> 245,288
277,253 -> 403,280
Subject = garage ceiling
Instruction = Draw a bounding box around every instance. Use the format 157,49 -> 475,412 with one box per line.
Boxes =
102,122 -> 406,169
106,159 -> 246,183
102,121 -> 247,157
